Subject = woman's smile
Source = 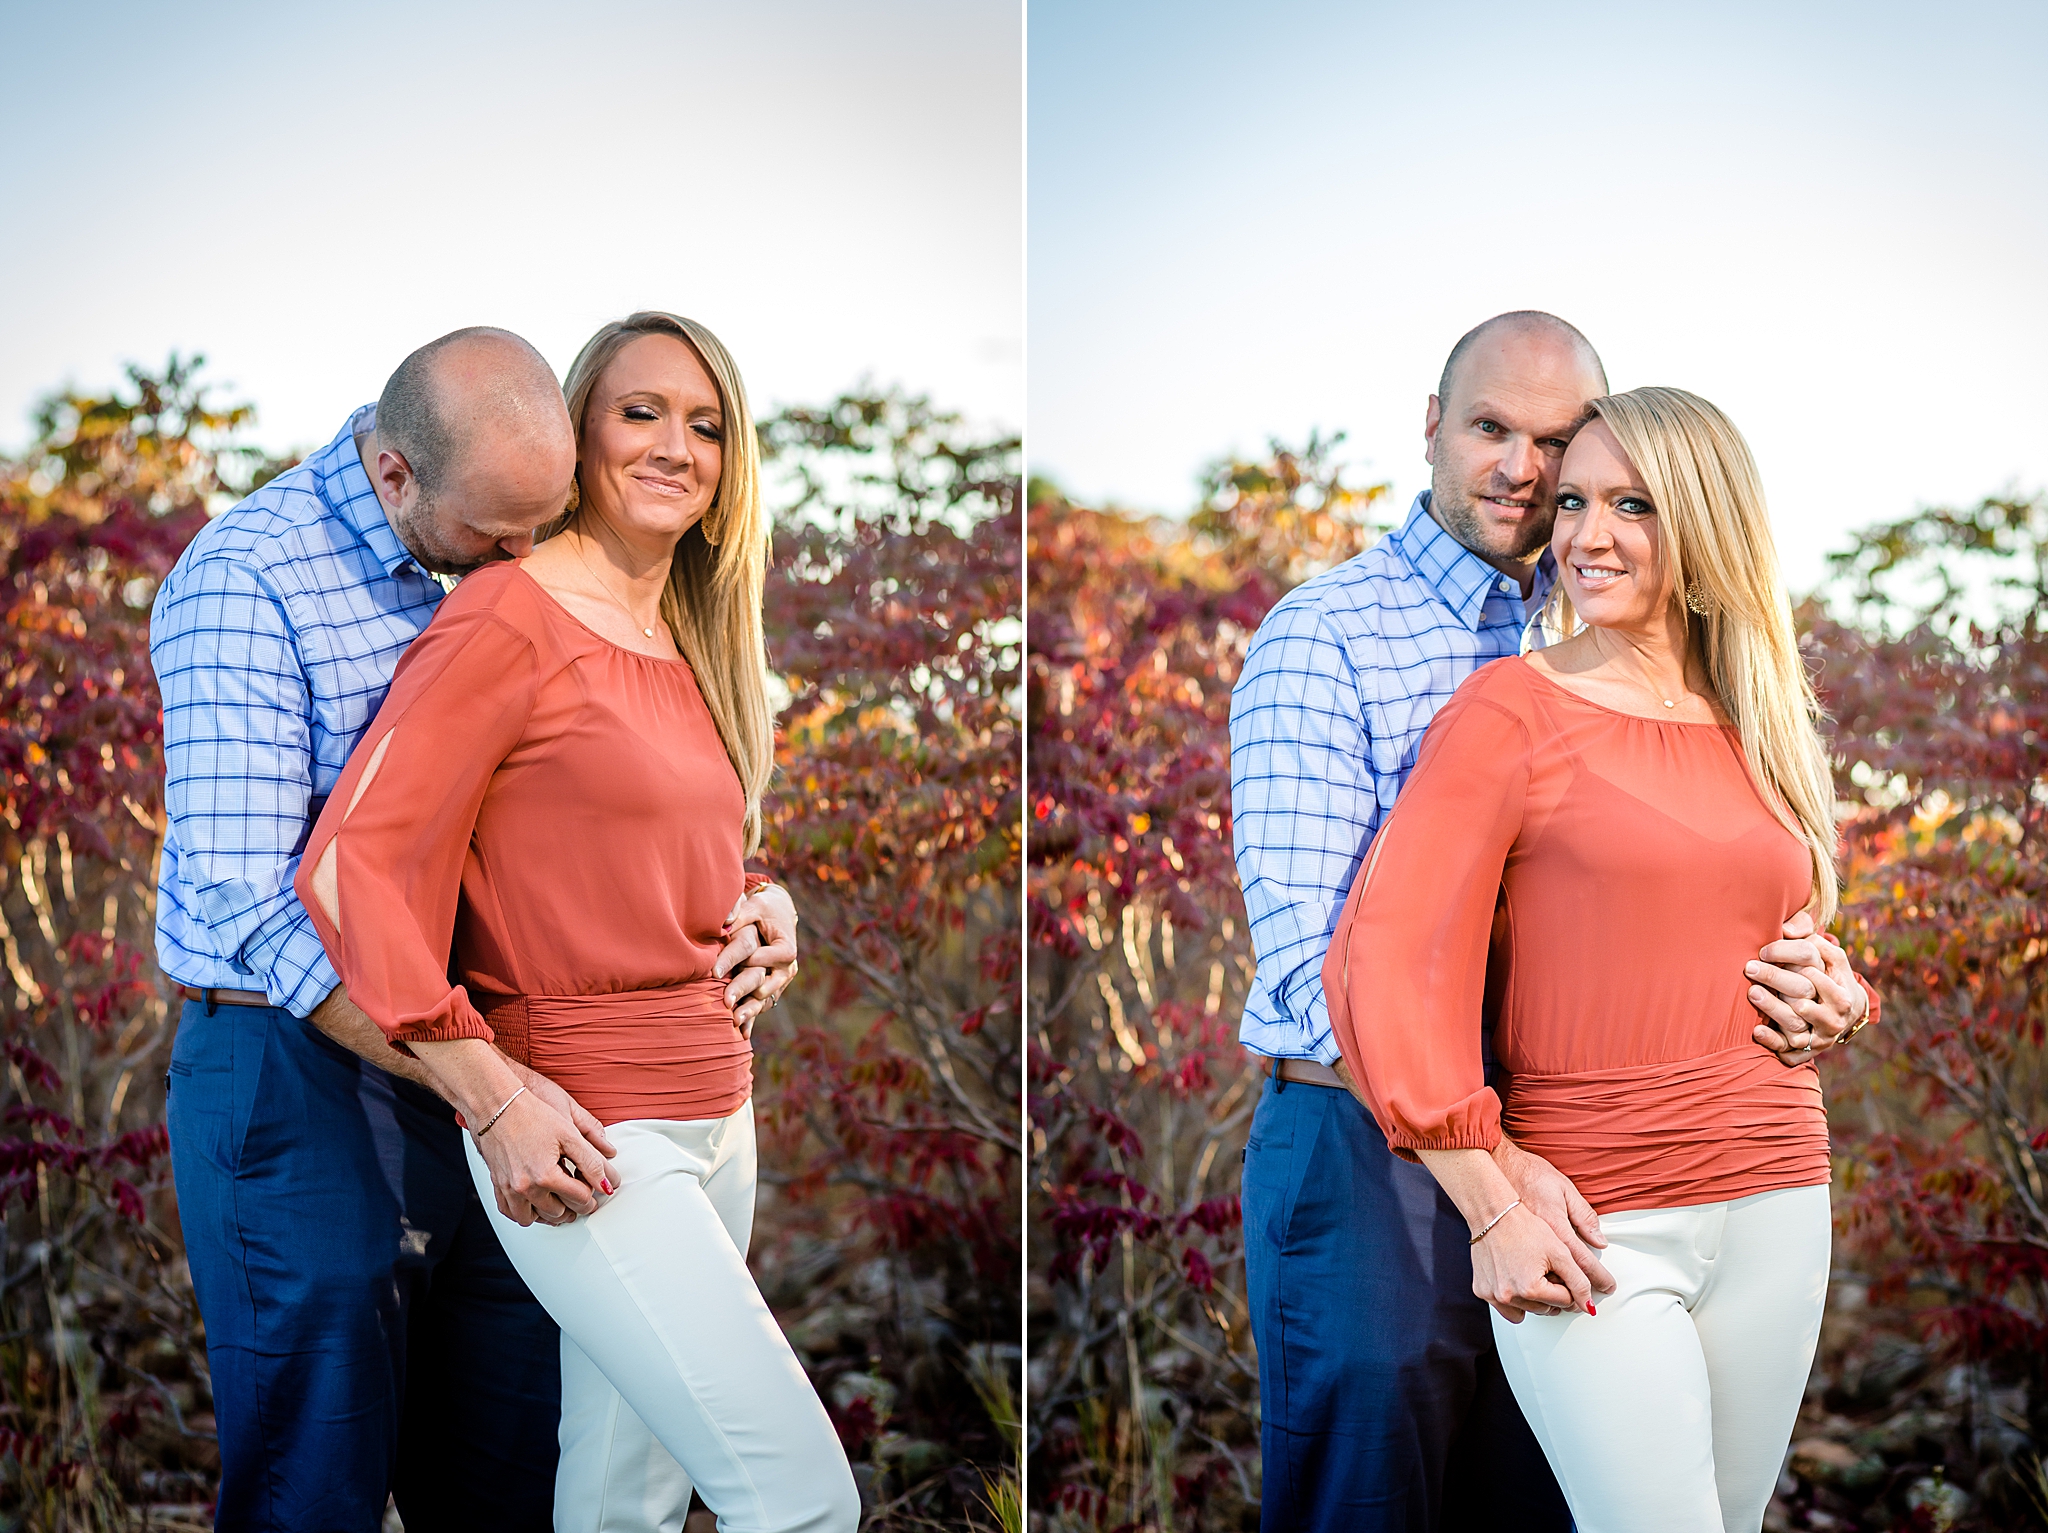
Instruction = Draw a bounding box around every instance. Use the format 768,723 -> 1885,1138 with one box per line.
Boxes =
1571,562 -> 1629,592
630,470 -> 693,497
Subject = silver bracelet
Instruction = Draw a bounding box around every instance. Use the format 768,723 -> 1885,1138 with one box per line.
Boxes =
1469,1198 -> 1522,1246
474,1085 -> 527,1139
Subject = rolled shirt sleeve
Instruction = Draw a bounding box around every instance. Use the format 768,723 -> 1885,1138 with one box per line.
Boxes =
154,554 -> 342,1017
1229,600 -> 1381,1064
295,606 -> 538,1051
1322,684 -> 1529,1159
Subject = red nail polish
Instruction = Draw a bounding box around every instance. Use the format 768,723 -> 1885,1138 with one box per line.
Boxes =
1586,1304 -> 1597,1316
600,1179 -> 613,1195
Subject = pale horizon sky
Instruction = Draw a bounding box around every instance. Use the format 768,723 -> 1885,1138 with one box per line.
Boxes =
1028,0 -> 2048,594
1,0 -> 1021,461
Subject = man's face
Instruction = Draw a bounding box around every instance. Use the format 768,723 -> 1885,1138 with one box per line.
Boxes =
1423,330 -> 1606,567
384,423 -> 575,578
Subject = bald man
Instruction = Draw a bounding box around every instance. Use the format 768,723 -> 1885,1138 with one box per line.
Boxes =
1228,312 -> 1872,1531
153,329 -> 800,1532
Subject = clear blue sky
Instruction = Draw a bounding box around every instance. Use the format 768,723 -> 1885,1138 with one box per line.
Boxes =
1,0 -> 1021,457
1028,0 -> 2048,592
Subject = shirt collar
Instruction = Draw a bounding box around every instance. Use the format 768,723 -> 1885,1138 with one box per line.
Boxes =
311,404 -> 421,579
1391,491 -> 1555,631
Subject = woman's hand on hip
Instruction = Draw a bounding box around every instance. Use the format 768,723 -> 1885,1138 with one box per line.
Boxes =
1417,1147 -> 1599,1323
1492,1136 -> 1616,1301
715,883 -> 801,1036
1469,1204 -> 1597,1324
412,1038 -> 617,1228
1748,911 -> 1866,1067
506,1058 -> 617,1161
473,1089 -> 616,1228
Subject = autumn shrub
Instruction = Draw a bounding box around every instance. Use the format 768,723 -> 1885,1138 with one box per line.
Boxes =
0,362 -> 274,1528
0,364 -> 1020,1530
753,393 -> 1022,1528
1028,452 -> 2048,1533
1796,495 -> 2048,1532
1025,441 -> 1387,1533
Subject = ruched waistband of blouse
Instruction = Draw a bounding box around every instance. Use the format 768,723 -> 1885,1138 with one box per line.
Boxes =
478,979 -> 751,1127
1502,1042 -> 1830,1213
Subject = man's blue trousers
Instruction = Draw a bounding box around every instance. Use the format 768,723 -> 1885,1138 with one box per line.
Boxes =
168,999 -> 560,1531
1242,1070 -> 1573,1532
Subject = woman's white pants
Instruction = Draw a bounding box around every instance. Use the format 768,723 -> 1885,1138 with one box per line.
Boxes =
1490,1184 -> 1830,1533
466,1103 -> 859,1533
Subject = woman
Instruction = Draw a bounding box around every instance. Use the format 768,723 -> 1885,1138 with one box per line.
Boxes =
1323,387 -> 1863,1533
296,312 -> 859,1533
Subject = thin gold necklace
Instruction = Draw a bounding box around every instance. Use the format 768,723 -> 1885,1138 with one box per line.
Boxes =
571,534 -> 660,641
1601,639 -> 1684,709
1643,669 -> 1685,709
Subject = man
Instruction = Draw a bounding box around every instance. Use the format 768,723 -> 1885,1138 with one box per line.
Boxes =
154,327 -> 799,1531
1228,311 -> 1873,1531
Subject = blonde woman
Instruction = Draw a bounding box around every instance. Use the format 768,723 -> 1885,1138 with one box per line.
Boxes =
296,313 -> 858,1532
1323,387 -> 1863,1532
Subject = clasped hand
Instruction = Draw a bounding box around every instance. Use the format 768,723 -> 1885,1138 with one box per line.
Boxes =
714,883 -> 800,1039
1748,911 -> 1866,1067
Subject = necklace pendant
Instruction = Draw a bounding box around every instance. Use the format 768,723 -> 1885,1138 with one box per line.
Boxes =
643,627 -> 656,638
1663,699 -> 1677,708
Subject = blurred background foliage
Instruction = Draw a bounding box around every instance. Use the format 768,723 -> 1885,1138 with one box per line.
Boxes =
1027,446 -> 2048,1533
0,360 -> 1020,1531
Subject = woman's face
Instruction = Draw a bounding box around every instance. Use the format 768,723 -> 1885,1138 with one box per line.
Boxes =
1551,418 -> 1676,631
579,333 -> 725,542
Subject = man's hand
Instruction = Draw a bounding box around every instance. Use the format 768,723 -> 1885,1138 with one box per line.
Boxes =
1749,911 -> 1867,1068
715,883 -> 800,1040
1492,1135 -> 1615,1307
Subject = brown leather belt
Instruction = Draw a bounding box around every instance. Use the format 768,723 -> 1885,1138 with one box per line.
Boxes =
175,984 -> 273,1010
1269,1057 -> 1348,1090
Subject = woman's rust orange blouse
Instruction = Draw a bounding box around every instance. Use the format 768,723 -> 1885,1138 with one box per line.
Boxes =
1322,655 -> 1832,1213
294,560 -> 751,1126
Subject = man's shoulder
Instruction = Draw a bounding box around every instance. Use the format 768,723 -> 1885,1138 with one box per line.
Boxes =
172,459 -> 350,584
1250,539 -> 1414,647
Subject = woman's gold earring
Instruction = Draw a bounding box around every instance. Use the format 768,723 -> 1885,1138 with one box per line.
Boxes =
563,475 -> 581,517
699,496 -> 722,548
1684,583 -> 1713,616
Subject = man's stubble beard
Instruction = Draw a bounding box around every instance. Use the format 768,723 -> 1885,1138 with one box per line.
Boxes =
1428,460 -> 1555,566
392,490 -> 495,578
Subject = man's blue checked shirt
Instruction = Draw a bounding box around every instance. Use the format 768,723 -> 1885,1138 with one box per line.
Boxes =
151,405 -> 448,1018
1229,492 -> 1555,1064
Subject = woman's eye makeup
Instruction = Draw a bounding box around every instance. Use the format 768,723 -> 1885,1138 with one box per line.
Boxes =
623,404 -> 660,422
1556,492 -> 1585,512
1616,496 -> 1655,516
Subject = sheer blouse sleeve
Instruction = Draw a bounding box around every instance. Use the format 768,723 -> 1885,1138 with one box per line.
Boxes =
1321,683 -> 1530,1161
293,603 -> 538,1052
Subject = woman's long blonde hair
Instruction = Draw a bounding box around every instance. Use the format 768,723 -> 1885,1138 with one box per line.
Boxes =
550,312 -> 773,852
1545,386 -> 1839,921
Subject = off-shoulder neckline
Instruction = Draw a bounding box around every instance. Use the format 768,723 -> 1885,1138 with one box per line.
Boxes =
1512,655 -> 1734,730
496,561 -> 692,667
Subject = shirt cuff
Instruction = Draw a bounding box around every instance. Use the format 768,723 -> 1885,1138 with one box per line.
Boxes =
1383,1089 -> 1505,1164
388,998 -> 497,1056
254,907 -> 345,1020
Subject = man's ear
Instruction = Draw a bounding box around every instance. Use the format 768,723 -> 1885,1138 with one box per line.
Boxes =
1423,394 -> 1444,467
374,449 -> 416,511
